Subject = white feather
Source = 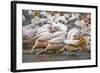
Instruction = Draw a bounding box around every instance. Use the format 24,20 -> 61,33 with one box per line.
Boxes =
37,24 -> 52,34
67,28 -> 80,39
53,22 -> 67,35
49,37 -> 65,44
23,24 -> 35,30
53,31 -> 65,38
28,10 -> 35,16
37,31 -> 53,40
31,16 -> 40,24
64,40 -> 79,45
64,13 -> 70,19
74,20 -> 86,29
22,15 -> 25,22
40,11 -> 47,17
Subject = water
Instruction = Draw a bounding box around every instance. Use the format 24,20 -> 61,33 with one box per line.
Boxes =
22,49 -> 90,63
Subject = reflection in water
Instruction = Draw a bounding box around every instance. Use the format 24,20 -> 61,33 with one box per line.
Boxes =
22,51 -> 90,63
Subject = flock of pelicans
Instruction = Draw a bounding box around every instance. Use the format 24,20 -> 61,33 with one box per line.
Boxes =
22,10 -> 91,55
